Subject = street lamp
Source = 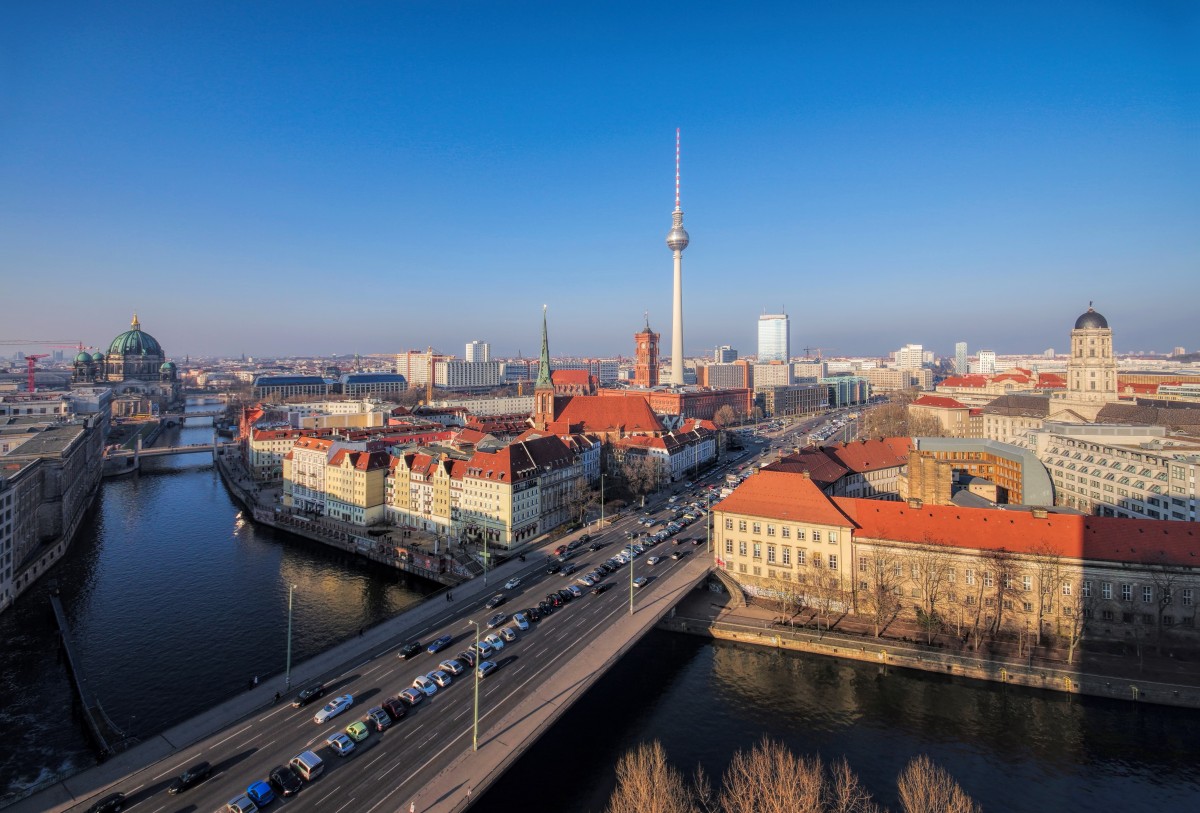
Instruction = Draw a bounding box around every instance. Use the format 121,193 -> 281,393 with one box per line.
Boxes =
467,619 -> 481,750
600,473 -> 605,529
285,583 -> 297,690
629,542 -> 635,616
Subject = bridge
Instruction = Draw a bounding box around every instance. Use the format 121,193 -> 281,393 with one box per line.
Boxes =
162,409 -> 228,420
13,495 -> 717,813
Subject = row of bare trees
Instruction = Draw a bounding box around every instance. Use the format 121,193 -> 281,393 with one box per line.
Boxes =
606,738 -> 981,813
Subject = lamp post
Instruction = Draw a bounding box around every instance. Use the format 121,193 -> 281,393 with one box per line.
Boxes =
600,473 -> 605,529
483,533 -> 489,586
467,619 -> 481,750
285,583 -> 296,690
629,542 -> 635,616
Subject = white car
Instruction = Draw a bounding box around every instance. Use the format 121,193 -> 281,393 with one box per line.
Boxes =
428,669 -> 453,688
313,694 -> 354,724
439,658 -> 465,675
483,632 -> 505,650
499,626 -> 517,642
512,612 -> 530,630
504,576 -> 523,590
412,675 -> 438,697
647,556 -> 661,565
327,731 -> 355,756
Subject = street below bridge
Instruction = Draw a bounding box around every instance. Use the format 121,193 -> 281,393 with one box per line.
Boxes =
19,497 -> 714,813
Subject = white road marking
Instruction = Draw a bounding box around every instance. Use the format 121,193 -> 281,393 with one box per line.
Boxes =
209,724 -> 252,749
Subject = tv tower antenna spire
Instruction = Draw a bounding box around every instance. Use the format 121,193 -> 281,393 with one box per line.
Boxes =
666,128 -> 690,387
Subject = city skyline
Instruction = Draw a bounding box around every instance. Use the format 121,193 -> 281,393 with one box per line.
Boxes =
2,3 -> 1196,358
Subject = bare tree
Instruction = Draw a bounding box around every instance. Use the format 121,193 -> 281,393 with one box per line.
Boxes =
1029,542 -> 1064,647
908,540 -> 953,644
605,740 -> 696,813
858,547 -> 904,637
719,737 -> 824,813
1058,571 -> 1094,665
565,476 -> 597,525
896,755 -> 982,813
827,757 -> 882,813
811,570 -> 847,634
622,454 -> 663,506
982,548 -> 1017,638
713,404 -> 738,427
1145,553 -> 1184,655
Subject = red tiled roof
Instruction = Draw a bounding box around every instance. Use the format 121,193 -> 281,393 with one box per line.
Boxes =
825,437 -> 911,473
833,497 -> 1200,567
940,375 -> 989,388
912,395 -> 968,409
762,449 -> 849,488
715,471 -> 854,528
1036,373 -> 1066,388
552,369 -> 592,385
553,395 -> 663,434
992,373 -> 1031,384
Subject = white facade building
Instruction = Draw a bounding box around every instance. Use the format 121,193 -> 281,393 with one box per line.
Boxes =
757,314 -> 790,362
465,341 -> 491,363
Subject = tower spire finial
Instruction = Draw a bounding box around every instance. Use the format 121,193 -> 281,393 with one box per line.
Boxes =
674,128 -> 681,211
536,305 -> 552,389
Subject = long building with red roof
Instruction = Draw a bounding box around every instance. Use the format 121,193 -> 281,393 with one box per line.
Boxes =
713,469 -> 1200,646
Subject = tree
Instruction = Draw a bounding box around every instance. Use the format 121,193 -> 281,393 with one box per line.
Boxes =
1145,554 -> 1184,655
810,569 -> 847,635
1058,571 -> 1094,665
827,757 -> 882,813
605,740 -> 696,813
858,547 -> 904,638
719,737 -> 824,813
622,454 -> 663,506
896,755 -> 982,813
713,404 -> 738,427
1029,542 -> 1064,647
908,540 -> 954,644
982,548 -> 1017,638
565,476 -> 597,525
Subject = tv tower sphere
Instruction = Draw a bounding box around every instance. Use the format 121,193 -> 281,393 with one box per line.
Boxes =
666,216 -> 689,251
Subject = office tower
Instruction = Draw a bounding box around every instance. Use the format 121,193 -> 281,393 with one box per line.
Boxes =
714,345 -> 738,363
757,313 -> 790,362
465,340 -> 490,363
955,342 -> 967,375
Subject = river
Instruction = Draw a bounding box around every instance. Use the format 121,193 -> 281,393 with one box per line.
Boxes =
2,404 -> 1198,810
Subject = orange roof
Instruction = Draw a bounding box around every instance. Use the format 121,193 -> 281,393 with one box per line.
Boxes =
553,395 -> 663,434
714,471 -> 854,528
1036,373 -> 1066,388
825,437 -> 911,473
834,498 -> 1200,567
940,375 -> 989,388
552,369 -> 592,385
912,395 -> 968,409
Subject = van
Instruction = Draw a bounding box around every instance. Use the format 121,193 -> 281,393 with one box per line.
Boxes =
289,750 -> 324,782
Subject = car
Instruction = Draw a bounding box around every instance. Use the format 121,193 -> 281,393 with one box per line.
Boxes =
647,556 -> 661,565
168,761 -> 212,794
268,765 -> 302,797
399,642 -> 423,659
477,660 -> 498,678
504,576 -> 523,590
592,582 -> 614,595
560,563 -> 579,575
537,600 -> 554,615
553,544 -> 568,556
313,694 -> 353,724
588,541 -> 604,551
523,606 -> 540,622
456,649 -> 477,667
579,533 -> 591,543
578,574 -> 596,587
398,687 -> 424,706
485,594 -> 506,609
556,589 -> 574,602
499,626 -> 517,642
247,780 -> 275,807
365,706 -> 391,731
440,658 -> 465,675
691,538 -> 704,546
472,639 -> 495,658
291,684 -> 326,708
382,697 -> 408,721
412,675 -> 438,697
327,732 -> 355,756
545,561 -> 562,574
671,550 -> 686,560
429,669 -> 453,688
566,584 -> 583,598
86,793 -> 125,813
225,794 -> 258,813
512,612 -> 530,630
487,612 -> 508,629
346,720 -> 370,741
547,593 -> 563,607
597,563 -> 612,575
633,576 -> 649,588
426,634 -> 453,654
672,536 -> 686,545
483,631 -> 506,648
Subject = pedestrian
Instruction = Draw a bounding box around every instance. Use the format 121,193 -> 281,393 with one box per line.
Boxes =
358,627 -> 364,637
273,691 -> 281,703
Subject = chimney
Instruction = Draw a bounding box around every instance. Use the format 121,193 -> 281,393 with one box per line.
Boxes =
907,498 -> 923,509
802,471 -> 811,479
1031,507 -> 1049,519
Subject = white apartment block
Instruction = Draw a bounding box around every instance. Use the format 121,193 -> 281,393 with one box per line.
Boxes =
435,361 -> 503,392
465,341 -> 491,363
893,343 -> 924,370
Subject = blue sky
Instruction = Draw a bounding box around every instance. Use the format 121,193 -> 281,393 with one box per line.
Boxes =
2,1 -> 1196,360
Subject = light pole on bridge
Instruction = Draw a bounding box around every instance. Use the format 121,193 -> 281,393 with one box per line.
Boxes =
285,583 -> 297,690
467,619 -> 481,750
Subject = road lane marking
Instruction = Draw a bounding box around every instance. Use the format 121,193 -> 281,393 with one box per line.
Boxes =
209,723 -> 252,749
258,704 -> 293,722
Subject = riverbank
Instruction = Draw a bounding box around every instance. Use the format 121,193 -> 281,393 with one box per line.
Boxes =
662,587 -> 1200,708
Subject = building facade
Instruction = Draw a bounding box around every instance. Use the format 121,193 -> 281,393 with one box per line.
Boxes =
757,313 -> 790,363
634,320 -> 661,389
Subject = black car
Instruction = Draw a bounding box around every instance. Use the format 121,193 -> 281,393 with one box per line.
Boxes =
291,684 -> 326,708
167,761 -> 211,794
87,793 -> 125,813
547,593 -> 563,607
578,534 -> 591,543
545,561 -> 562,574
671,550 -> 686,560
399,641 -> 423,659
269,764 -> 303,797
382,697 -> 408,721
485,593 -> 506,609
557,589 -> 574,602
525,606 -> 541,622
592,582 -> 614,595
537,600 -> 554,615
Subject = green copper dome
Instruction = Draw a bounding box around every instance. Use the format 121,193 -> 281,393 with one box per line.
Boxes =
107,313 -> 163,357
92,351 -> 105,362
74,351 -> 93,364
160,361 -> 176,371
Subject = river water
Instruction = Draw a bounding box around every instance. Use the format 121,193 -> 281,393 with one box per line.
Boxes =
2,404 -> 1199,810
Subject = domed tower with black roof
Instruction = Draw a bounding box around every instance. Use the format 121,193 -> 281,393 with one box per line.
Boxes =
1064,303 -> 1117,409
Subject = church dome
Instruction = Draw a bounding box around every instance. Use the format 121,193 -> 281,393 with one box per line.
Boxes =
108,314 -> 164,357
92,352 -> 105,362
160,361 -> 176,371
1074,307 -> 1108,330
74,351 -> 93,364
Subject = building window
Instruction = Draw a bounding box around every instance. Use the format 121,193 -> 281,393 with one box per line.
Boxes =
812,531 -> 821,542
725,540 -> 733,554
796,549 -> 806,566
767,545 -> 776,563
753,543 -> 762,559
1183,588 -> 1194,607
738,520 -> 747,532
859,559 -> 868,572
796,530 -> 805,541
829,554 -> 838,571
966,569 -> 976,586
738,541 -> 747,556
725,518 -> 733,530
1142,586 -> 1153,604
782,547 -> 791,565
1101,610 -> 1114,621
1022,575 -> 1032,592
752,523 -> 761,534
984,572 -> 994,588
1141,614 -> 1154,625
753,566 -> 761,576
1102,582 -> 1112,600
947,568 -> 955,583
1122,584 -> 1132,601
766,525 -> 776,537
812,552 -> 822,568
781,527 -> 790,539
739,563 -> 747,573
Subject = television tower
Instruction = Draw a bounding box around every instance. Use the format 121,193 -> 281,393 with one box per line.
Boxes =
666,128 -> 690,386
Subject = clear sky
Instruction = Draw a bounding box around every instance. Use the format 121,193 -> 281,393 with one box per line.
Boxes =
2,1 -> 1197,360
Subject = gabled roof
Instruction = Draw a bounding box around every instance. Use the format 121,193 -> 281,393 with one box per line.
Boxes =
824,437 -> 911,473
912,395 -> 968,409
982,394 -> 1051,417
553,395 -> 663,434
714,470 -> 855,527
939,375 -> 990,388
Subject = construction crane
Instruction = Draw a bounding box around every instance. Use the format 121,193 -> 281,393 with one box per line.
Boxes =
24,354 -> 49,392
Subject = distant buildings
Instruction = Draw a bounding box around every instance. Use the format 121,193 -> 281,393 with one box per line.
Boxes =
893,343 -> 924,370
757,313 -> 790,362
714,345 -> 738,363
976,350 -> 997,376
955,342 -> 968,375
465,340 -> 490,363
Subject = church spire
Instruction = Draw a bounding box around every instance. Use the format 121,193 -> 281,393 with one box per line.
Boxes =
536,305 -> 552,389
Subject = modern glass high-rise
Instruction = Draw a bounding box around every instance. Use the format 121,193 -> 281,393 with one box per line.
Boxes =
955,342 -> 968,375
714,345 -> 738,363
757,314 -> 790,362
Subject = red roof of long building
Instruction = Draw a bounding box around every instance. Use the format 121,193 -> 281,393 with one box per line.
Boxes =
912,395 -> 968,409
